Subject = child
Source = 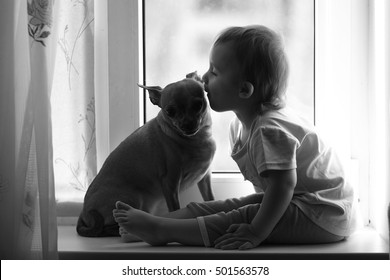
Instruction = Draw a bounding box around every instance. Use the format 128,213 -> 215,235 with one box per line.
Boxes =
113,25 -> 356,250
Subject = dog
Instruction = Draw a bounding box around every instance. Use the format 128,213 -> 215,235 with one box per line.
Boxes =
77,72 -> 216,237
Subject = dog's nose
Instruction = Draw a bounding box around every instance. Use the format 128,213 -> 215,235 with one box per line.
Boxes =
180,122 -> 199,135
181,123 -> 195,131
202,72 -> 208,84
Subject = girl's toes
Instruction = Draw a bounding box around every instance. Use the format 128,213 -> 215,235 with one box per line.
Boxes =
119,226 -> 127,235
112,212 -> 123,219
113,210 -> 127,216
116,201 -> 132,210
114,217 -> 127,224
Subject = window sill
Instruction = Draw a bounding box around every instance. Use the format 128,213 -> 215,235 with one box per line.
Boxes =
58,225 -> 389,260
56,173 -> 254,219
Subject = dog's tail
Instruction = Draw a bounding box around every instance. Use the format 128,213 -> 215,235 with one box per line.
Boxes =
76,210 -> 119,237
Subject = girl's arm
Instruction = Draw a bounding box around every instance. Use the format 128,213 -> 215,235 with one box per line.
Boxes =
251,169 -> 296,237
214,169 -> 296,250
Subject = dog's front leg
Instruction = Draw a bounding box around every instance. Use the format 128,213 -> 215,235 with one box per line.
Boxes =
197,171 -> 214,201
161,176 -> 181,212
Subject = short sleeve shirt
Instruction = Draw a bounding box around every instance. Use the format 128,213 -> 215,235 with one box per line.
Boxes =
229,108 -> 356,236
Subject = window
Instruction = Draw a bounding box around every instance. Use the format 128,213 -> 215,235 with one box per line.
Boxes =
144,0 -> 314,172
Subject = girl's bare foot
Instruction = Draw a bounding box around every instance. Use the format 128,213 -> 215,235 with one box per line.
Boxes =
119,226 -> 142,243
113,201 -> 167,246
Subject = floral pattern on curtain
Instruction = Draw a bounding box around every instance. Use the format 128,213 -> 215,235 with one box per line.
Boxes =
51,0 -> 96,208
27,0 -> 53,46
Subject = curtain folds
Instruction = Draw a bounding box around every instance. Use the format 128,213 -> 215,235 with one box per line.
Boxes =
0,0 -> 95,259
0,0 -> 58,259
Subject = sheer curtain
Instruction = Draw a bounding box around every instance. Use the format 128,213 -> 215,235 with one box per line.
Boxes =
51,0 -> 96,209
0,0 -> 58,259
0,0 -> 95,259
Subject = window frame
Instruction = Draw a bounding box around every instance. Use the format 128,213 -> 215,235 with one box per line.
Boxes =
94,0 -> 144,171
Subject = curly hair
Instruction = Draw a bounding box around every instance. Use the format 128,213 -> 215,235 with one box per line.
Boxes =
214,25 -> 289,113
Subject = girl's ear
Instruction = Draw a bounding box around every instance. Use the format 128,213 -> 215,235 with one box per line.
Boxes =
238,81 -> 254,99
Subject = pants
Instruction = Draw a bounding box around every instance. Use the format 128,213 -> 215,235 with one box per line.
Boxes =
187,193 -> 345,247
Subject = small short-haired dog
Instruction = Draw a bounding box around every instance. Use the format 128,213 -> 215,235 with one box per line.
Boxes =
77,73 -> 216,237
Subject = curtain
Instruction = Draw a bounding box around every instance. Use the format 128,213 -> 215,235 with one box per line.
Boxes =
0,0 -> 58,259
0,0 -> 95,259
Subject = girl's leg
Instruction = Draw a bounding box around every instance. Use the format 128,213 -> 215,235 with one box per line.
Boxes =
114,199 -> 264,247
263,204 -> 345,244
116,197 -> 344,247
119,192 -> 265,242
184,193 -> 264,218
118,202 -> 203,243
197,202 -> 345,246
114,201 -> 204,246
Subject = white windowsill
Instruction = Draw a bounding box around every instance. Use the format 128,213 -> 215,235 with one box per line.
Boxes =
58,225 -> 389,260
56,173 -> 254,220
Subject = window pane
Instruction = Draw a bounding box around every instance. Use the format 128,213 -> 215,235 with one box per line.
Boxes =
145,0 -> 314,172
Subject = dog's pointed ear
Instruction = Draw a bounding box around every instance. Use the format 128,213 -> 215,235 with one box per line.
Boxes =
138,84 -> 163,107
186,71 -> 203,83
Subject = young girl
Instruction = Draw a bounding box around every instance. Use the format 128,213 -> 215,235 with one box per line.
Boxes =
113,25 -> 356,250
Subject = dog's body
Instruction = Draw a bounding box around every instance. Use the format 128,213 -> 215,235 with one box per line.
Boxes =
77,76 -> 216,237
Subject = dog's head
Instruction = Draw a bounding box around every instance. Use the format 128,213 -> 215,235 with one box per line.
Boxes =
138,72 -> 209,137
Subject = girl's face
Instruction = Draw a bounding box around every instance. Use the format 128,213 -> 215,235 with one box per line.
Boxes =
202,42 -> 243,113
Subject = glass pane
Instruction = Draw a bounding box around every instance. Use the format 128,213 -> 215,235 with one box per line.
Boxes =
145,0 -> 314,172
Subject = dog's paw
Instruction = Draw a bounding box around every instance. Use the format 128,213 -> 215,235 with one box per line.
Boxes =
186,71 -> 203,83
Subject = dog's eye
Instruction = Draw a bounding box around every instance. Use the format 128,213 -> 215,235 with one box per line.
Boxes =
192,101 -> 203,112
165,107 -> 176,118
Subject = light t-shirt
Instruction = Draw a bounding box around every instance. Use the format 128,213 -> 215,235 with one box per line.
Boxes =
229,107 -> 356,236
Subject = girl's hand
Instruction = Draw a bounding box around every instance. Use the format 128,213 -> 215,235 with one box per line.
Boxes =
214,223 -> 265,250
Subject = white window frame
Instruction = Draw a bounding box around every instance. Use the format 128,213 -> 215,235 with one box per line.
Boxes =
92,0 -> 389,239
94,0 -> 144,170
